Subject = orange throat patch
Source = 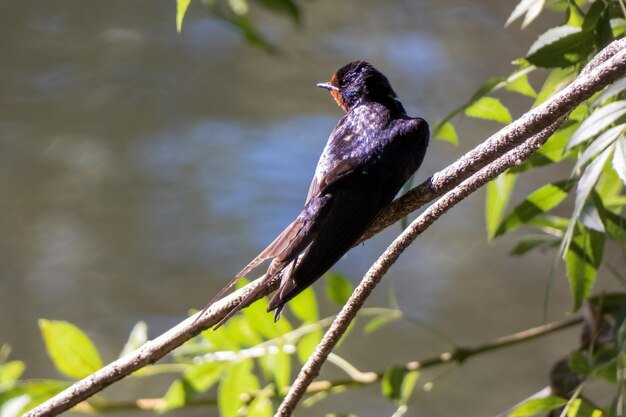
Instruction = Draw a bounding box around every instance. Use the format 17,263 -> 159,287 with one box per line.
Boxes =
329,74 -> 347,112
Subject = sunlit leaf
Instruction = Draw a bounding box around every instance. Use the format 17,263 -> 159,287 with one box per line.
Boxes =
526,25 -> 594,68
325,273 -> 353,306
39,320 -> 103,379
288,286 -> 319,324
593,193 -> 626,243
433,121 -> 458,145
594,78 -> 626,107
573,124 -> 624,172
13,379 -> 69,414
566,398 -> 603,417
381,365 -> 406,402
218,359 -> 260,417
566,224 -> 605,311
157,379 -> 186,412
184,362 -> 227,392
465,97 -> 512,124
567,101 -> 626,150
296,326 -> 322,364
400,370 -> 420,405
494,180 -> 572,238
242,294 -> 291,340
119,321 -> 148,358
505,0 -> 546,28
510,237 -> 557,256
0,361 -> 25,383
507,396 -> 568,417
270,346 -> 291,392
176,0 -> 191,33
506,72 -> 537,97
486,172 -> 518,239
560,145 -> 613,258
533,67 -> 576,107
364,314 -> 401,334
247,387 -> 273,417
613,135 -> 626,185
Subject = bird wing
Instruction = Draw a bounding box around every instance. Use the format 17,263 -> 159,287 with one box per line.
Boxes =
267,117 -> 430,311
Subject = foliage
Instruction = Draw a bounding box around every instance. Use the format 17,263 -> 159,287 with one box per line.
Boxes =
3,0 -> 626,416
176,0 -> 301,50
469,0 -> 626,414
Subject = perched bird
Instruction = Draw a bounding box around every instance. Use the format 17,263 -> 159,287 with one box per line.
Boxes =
205,61 -> 429,327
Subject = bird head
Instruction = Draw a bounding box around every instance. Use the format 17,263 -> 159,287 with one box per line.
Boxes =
317,61 -> 398,112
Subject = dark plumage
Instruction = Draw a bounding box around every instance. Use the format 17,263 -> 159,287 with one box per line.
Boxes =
204,61 -> 429,327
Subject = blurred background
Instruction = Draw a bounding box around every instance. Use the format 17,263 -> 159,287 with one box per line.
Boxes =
0,0 -> 610,415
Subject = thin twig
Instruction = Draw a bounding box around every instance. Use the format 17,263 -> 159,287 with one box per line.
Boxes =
275,39 -> 626,415
22,38 -> 626,417
275,114 -> 568,416
80,315 -> 582,412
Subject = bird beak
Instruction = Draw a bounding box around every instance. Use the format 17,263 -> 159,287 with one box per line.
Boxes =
316,82 -> 340,91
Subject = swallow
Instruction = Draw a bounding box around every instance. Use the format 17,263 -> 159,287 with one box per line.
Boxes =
204,61 -> 429,328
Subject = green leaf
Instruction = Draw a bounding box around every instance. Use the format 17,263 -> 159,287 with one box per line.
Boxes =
12,380 -> 69,414
464,97 -> 512,124
505,0 -> 546,28
568,350 -> 592,375
514,120 -> 578,172
581,0 -> 606,32
613,135 -> 626,185
486,172 -> 518,239
381,365 -> 406,402
288,286 -> 319,324
184,362 -> 226,392
0,361 -> 25,383
400,370 -> 420,405
594,78 -> 626,107
566,398 -> 602,417
158,379 -> 186,412
119,321 -> 148,358
269,346 -> 291,392
218,359 -> 260,417
565,225 -> 605,311
507,396 -> 568,417
567,101 -> 626,150
176,0 -> 191,33
496,180 -> 573,238
526,25 -> 595,68
242,294 -> 291,340
38,319 -> 103,379
364,314 -> 401,334
296,326 -> 322,364
325,273 -> 353,306
566,3 -> 584,27
533,67 -> 576,107
510,237 -> 556,256
433,121 -> 458,145
506,72 -> 537,98
247,387 -> 273,417
593,193 -> 626,243
560,145 -> 613,258
573,124 -> 624,172
257,0 -> 299,22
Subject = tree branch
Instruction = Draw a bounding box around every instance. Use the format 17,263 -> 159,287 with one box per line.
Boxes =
23,38 -> 626,417
80,315 -> 583,413
275,39 -> 626,416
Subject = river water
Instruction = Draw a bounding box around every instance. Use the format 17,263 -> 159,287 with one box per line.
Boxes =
0,0 -> 602,416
